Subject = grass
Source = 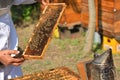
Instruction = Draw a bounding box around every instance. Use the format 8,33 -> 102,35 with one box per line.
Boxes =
17,23 -> 120,79
21,38 -> 86,74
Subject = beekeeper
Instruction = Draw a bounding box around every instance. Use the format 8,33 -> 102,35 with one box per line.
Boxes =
0,0 -> 48,80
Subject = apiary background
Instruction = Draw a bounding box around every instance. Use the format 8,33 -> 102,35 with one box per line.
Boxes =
14,0 -> 120,79
81,0 -> 120,39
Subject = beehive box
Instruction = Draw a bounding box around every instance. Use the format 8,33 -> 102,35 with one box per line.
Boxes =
23,3 -> 66,59
9,67 -> 81,80
103,36 -> 120,54
81,0 -> 120,39
50,0 -> 81,27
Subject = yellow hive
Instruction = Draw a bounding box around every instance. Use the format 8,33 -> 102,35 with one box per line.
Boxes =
103,36 -> 120,54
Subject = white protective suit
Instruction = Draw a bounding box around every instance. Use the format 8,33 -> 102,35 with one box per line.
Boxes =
0,0 -> 36,80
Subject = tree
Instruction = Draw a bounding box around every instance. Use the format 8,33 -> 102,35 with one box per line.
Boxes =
82,0 -> 96,57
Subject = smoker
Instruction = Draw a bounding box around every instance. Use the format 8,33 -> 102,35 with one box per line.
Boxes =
91,49 -> 117,80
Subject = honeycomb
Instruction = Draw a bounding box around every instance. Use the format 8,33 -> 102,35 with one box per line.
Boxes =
10,67 -> 81,80
23,3 -> 66,59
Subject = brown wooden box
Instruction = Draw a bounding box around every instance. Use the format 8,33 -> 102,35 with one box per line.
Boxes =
77,60 -> 92,80
23,3 -> 66,59
50,0 -> 81,27
81,0 -> 120,39
9,67 -> 81,80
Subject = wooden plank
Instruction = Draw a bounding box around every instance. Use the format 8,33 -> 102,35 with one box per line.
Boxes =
95,0 -> 99,31
10,67 -> 81,80
23,3 -> 66,59
81,2 -> 88,7
59,3 -> 81,25
99,0 -> 114,13
101,0 -> 114,6
101,6 -> 114,13
101,17 -> 114,24
114,21 -> 120,33
81,12 -> 89,26
99,21 -> 114,37
81,0 -> 88,4
114,10 -> 120,21
101,11 -> 114,20
115,0 -> 120,10
103,0 -> 114,1
100,21 -> 114,29
100,30 -> 114,38
114,32 -> 120,40
77,60 -> 92,80
81,4 -> 89,12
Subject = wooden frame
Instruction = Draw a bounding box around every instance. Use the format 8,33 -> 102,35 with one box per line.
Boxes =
10,67 -> 80,80
23,3 -> 66,59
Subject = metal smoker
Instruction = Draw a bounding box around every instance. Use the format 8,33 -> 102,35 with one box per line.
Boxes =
91,48 -> 117,80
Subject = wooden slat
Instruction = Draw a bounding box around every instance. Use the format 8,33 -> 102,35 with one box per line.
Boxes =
77,60 -> 92,80
101,11 -> 114,20
10,67 -> 81,80
114,10 -> 120,21
81,2 -> 88,7
98,0 -> 114,13
115,0 -> 120,10
101,17 -> 114,25
81,12 -> 89,26
99,21 -> 114,37
100,30 -> 114,38
59,3 -> 81,25
101,6 -> 114,13
100,21 -> 113,29
101,0 -> 114,6
81,5 -> 89,12
114,7 -> 120,38
114,21 -> 120,33
81,0 -> 88,4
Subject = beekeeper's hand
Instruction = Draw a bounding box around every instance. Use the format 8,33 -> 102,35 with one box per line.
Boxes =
0,50 -> 25,66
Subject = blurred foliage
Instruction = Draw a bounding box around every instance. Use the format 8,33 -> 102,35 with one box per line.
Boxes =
11,3 -> 41,26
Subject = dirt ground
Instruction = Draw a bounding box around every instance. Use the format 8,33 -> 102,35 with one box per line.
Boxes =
16,22 -> 120,79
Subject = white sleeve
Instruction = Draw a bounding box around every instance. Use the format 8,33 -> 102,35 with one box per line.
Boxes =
13,0 -> 37,5
0,22 -> 10,50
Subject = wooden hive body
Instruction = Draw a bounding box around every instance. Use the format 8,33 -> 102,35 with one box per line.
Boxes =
81,0 -> 120,39
50,0 -> 81,27
23,3 -> 66,59
9,67 -> 81,80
